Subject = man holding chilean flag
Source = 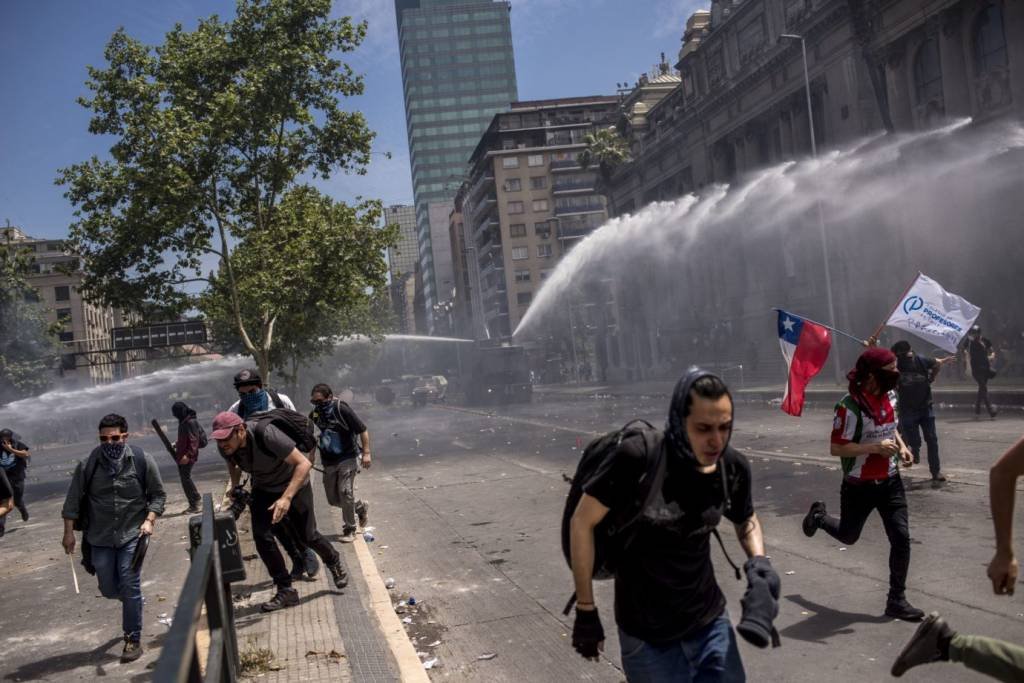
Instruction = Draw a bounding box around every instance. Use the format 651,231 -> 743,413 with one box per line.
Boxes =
777,310 -> 832,416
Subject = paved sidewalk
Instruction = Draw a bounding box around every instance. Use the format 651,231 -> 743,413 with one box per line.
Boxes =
228,471 -> 400,681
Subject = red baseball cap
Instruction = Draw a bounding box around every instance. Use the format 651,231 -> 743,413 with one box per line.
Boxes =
211,411 -> 244,440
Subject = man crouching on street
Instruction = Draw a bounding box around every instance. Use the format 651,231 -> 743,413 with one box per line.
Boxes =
569,369 -> 779,682
61,414 -> 166,663
212,411 -> 348,612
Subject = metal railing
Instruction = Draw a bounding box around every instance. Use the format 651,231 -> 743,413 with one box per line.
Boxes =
153,494 -> 239,682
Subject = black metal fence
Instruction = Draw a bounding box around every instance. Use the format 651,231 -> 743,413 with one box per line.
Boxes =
153,493 -> 240,682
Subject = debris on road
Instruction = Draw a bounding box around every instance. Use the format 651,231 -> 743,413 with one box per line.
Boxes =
385,577 -> 396,589
423,657 -> 439,669
477,652 -> 497,661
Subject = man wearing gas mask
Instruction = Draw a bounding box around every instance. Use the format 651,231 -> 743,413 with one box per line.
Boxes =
802,347 -> 925,621
569,369 -> 779,681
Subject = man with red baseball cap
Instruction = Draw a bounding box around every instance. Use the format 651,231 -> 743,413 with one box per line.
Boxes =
212,411 -> 348,612
802,347 -> 926,621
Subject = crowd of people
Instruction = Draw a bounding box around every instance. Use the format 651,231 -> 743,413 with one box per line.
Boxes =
1,347 -> 1022,679
0,367 -> 375,664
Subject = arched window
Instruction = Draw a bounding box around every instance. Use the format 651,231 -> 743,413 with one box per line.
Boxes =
973,4 -> 1008,76
913,39 -> 943,106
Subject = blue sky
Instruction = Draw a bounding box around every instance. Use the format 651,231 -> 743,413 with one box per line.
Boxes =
0,0 -> 703,239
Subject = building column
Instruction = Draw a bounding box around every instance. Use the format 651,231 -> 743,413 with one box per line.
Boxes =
884,43 -> 914,131
1003,0 -> 1024,119
939,8 -> 971,119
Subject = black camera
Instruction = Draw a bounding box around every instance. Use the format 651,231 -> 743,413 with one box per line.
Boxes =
227,484 -> 252,520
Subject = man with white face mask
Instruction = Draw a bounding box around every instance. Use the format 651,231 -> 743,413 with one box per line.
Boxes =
61,414 -> 166,663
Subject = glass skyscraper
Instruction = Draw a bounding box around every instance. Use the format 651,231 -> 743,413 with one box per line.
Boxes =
395,0 -> 518,332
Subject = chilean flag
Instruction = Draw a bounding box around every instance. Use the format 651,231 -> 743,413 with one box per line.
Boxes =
777,310 -> 832,416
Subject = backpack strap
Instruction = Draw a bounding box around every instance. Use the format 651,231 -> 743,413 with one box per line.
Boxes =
268,389 -> 284,409
130,445 -> 148,497
331,399 -> 350,433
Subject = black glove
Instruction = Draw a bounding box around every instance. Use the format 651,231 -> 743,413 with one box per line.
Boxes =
736,556 -> 781,648
572,607 -> 605,659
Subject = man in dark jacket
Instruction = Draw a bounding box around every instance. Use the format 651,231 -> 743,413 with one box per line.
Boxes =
891,341 -> 956,485
61,414 -> 166,663
568,369 -> 777,680
966,325 -> 998,418
0,428 -> 31,534
172,402 -> 203,514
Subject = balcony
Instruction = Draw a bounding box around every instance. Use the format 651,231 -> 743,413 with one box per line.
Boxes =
557,223 -> 594,240
553,198 -> 605,216
473,216 -> 499,242
552,175 -> 597,194
467,172 -> 495,204
550,158 -> 583,172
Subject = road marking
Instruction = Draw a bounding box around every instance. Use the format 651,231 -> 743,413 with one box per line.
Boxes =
350,533 -> 430,682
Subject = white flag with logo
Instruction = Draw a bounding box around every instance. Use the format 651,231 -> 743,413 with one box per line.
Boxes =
885,273 -> 980,353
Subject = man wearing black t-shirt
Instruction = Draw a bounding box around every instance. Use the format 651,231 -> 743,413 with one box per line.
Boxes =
569,370 -> 777,681
891,340 -> 955,484
212,410 -> 348,612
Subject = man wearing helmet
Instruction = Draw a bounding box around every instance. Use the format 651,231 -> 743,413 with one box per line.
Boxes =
568,369 -> 778,681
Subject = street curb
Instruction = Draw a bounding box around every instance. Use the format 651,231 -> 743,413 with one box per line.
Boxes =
350,534 -> 430,682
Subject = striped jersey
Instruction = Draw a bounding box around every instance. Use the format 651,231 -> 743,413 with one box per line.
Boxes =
830,391 -> 898,481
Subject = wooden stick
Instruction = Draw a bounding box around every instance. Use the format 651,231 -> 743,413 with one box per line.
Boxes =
869,272 -> 921,344
69,553 -> 80,594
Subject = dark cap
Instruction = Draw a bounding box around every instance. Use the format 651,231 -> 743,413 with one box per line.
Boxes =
233,368 -> 262,388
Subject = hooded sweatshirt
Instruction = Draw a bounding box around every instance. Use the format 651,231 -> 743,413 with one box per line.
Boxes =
172,402 -> 201,465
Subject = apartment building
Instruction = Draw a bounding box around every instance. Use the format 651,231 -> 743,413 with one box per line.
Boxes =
458,96 -> 618,340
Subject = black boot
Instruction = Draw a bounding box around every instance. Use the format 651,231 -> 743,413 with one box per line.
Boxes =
327,561 -> 348,589
261,587 -> 299,612
886,596 -> 925,621
891,612 -> 954,677
802,501 -> 826,537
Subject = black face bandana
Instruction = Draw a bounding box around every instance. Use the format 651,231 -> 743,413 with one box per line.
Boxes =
876,369 -> 901,393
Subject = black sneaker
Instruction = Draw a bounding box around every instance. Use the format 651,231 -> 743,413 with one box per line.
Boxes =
912,455 -> 920,465
802,501 -> 826,537
891,612 -> 954,677
261,587 -> 299,612
120,638 -> 143,663
327,561 -> 349,589
886,597 -> 925,621
183,505 -> 201,515
303,548 -> 321,580
357,501 -> 369,529
290,558 -> 306,581
20,509 -> 29,522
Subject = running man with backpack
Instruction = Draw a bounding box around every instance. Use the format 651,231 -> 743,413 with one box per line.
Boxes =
171,402 -> 206,514
567,369 -> 779,681
61,414 -> 166,663
309,383 -> 370,543
212,410 -> 348,612
229,368 -> 320,582
802,347 -> 925,622
0,428 -> 32,532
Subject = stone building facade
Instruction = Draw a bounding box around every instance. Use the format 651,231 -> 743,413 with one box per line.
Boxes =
597,0 -> 1024,382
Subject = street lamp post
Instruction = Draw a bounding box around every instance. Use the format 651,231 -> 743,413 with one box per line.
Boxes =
781,33 -> 843,384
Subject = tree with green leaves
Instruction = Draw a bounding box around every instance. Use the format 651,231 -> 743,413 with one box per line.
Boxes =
58,0 -> 387,383
0,234 -> 60,404
199,185 -> 397,388
578,127 -> 631,216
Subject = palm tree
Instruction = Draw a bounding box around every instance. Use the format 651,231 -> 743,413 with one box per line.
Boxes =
578,127 -> 630,217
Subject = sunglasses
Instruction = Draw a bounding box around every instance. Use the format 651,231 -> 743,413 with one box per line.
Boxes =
98,434 -> 127,443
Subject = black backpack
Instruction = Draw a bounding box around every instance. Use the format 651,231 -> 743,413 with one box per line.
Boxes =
194,420 -> 209,449
253,408 -> 317,455
560,419 -> 664,614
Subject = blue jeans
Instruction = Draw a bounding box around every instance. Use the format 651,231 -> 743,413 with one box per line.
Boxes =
92,537 -> 143,641
619,615 -> 745,683
899,410 -> 940,476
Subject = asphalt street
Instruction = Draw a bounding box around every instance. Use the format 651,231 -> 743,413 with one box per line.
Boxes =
354,393 -> 1024,682
1,395 -> 1022,682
